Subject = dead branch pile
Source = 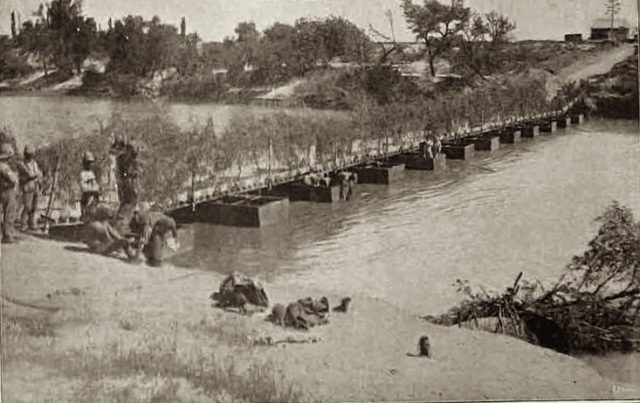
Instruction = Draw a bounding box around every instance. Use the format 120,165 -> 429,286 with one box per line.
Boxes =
424,201 -> 640,355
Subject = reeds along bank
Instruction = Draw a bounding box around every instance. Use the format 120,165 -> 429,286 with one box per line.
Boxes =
33,75 -> 579,209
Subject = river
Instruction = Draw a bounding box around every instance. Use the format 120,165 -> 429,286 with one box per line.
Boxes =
169,118 -> 639,385
2,95 -> 639,385
0,94 -> 336,149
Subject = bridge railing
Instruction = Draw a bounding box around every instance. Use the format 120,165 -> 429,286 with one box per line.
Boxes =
168,96 -> 582,211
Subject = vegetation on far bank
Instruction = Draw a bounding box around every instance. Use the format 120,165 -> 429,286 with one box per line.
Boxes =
0,0 -> 565,102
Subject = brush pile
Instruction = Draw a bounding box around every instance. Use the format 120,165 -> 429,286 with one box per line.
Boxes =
425,201 -> 640,355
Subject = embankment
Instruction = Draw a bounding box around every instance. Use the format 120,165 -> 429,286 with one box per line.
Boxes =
2,236 -> 638,402
582,50 -> 639,119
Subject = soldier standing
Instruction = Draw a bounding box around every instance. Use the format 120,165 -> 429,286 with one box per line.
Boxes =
17,145 -> 42,231
0,143 -> 19,243
80,151 -> 101,221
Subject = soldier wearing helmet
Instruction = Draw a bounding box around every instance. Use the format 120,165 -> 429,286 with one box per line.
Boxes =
80,150 -> 101,221
0,143 -> 19,243
17,144 -> 42,231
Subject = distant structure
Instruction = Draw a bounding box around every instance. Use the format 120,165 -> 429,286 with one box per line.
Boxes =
564,34 -> 583,43
590,18 -> 630,41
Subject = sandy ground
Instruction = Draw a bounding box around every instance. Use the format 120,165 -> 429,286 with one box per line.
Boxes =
2,236 -> 639,402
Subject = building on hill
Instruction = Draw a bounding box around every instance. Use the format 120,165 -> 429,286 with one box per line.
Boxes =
590,18 -> 631,41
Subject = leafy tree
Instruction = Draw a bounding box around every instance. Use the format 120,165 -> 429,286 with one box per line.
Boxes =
68,16 -> 97,73
402,0 -> 471,77
485,11 -> 516,44
235,22 -> 259,43
318,16 -> 372,63
177,33 -> 203,76
107,16 -> 147,76
293,18 -> 329,71
457,13 -> 490,79
18,20 -> 53,75
0,35 -> 33,80
146,17 -> 181,73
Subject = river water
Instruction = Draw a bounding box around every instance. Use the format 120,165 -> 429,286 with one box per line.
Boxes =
170,118 -> 639,385
2,95 -> 639,384
0,95 -> 336,149
172,120 -> 639,312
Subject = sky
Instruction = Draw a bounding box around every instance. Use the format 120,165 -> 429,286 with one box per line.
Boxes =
1,0 -> 638,42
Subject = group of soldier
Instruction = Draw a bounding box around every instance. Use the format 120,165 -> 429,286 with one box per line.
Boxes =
420,134 -> 444,159
301,170 -> 356,201
0,143 -> 42,243
0,136 -> 178,267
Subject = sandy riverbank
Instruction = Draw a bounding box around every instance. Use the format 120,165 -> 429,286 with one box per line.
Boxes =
2,236 -> 638,402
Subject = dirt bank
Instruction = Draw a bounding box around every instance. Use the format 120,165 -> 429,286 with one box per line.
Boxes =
2,236 -> 638,402
557,43 -> 636,83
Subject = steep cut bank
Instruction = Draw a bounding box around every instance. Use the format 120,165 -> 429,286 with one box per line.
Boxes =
583,50 -> 639,119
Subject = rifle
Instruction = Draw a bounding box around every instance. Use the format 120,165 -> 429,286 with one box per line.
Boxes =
43,157 -> 60,233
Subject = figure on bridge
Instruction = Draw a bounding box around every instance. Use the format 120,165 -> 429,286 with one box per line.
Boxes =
79,151 -> 101,222
111,135 -> 142,209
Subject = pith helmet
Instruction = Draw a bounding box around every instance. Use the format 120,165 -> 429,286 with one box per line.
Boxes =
24,144 -> 35,156
0,143 -> 15,160
83,151 -> 95,162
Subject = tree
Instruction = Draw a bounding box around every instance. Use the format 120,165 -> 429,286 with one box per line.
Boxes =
235,21 -> 259,43
402,0 -> 471,77
256,22 -> 298,83
18,20 -> 53,75
485,11 -> 516,44
146,17 -> 181,73
318,16 -> 372,63
44,0 -> 97,73
180,16 -> 186,37
108,16 -> 147,76
69,16 -> 97,73
0,35 -> 33,80
369,9 -> 405,65
457,13 -> 490,79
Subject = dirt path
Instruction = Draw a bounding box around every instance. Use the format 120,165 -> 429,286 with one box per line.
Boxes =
558,44 -> 636,83
2,236 -> 638,402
